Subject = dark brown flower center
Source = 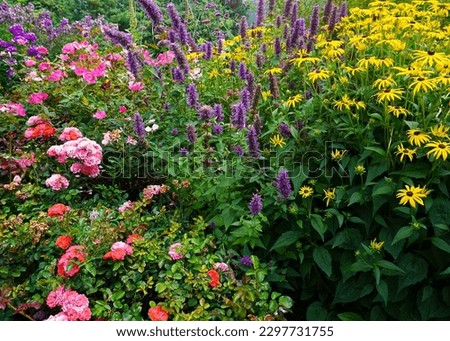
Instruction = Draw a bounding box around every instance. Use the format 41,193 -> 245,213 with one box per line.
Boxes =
384,89 -> 391,93
439,144 -> 446,149
414,131 -> 421,135
406,191 -> 414,196
427,51 -> 435,56
417,77 -> 425,81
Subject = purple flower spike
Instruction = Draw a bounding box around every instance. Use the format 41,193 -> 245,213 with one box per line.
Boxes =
136,0 -> 163,27
276,169 -> 292,199
249,193 -> 263,215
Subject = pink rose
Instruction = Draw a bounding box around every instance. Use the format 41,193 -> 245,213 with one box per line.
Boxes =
93,110 -> 106,119
24,59 -> 36,67
28,93 -> 48,104
128,81 -> 144,91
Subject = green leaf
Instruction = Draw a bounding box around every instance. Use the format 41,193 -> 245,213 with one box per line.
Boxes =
312,246 -> 332,277
376,280 -> 388,306
365,162 -> 389,185
372,184 -> 393,196
348,191 -> 363,206
364,146 -> 386,156
398,254 -> 428,291
440,266 -> 450,276
306,302 -> 328,321
428,197 -> 450,228
310,214 -> 326,241
391,162 -> 430,179
270,230 -> 302,251
392,226 -> 414,245
337,312 -> 365,321
279,296 -> 294,309
376,260 -> 405,273
373,265 -> 381,285
431,237 -> 450,254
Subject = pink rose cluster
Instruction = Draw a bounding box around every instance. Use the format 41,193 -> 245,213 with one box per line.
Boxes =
57,245 -> 86,278
168,243 -> 183,260
61,41 -> 110,84
0,102 -> 26,116
103,242 -> 133,261
46,285 -> 91,321
28,92 -> 48,104
24,115 -> 56,139
142,50 -> 175,67
118,200 -> 134,213
47,136 -> 103,178
24,59 -> 67,83
143,184 -> 170,199
45,174 -> 69,191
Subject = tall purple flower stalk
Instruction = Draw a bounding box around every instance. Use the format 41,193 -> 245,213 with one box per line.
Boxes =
256,54 -> 264,69
133,113 -> 146,140
101,25 -> 132,48
328,5 -> 338,32
171,67 -> 185,83
276,15 -> 282,28
231,102 -> 247,129
279,123 -> 292,137
276,169 -> 292,199
256,0 -> 265,27
167,3 -> 182,30
239,16 -> 248,39
230,60 -> 236,73
247,126 -> 260,158
322,0 -> 333,24
186,83 -> 199,108
168,29 -> 177,43
171,43 -> 190,73
186,124 -> 197,143
291,1 -> 298,24
136,0 -> 163,28
217,31 -> 224,54
246,71 -> 255,96
268,0 -> 276,16
274,36 -> 282,55
283,0 -> 293,20
249,193 -> 263,215
309,5 -> 320,37
290,18 -> 305,50
269,74 -> 280,98
204,42 -> 213,59
213,104 -> 224,122
339,2 -> 348,19
126,50 -> 144,78
238,62 -> 247,79
241,88 -> 251,110
178,22 -> 189,45
254,114 -> 262,136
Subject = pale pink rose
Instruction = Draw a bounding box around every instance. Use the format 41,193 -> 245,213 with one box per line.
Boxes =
127,136 -> 137,145
128,81 -> 144,91
62,43 -> 76,54
28,92 -> 48,104
47,313 -> 70,321
118,200 -> 133,213
102,132 -> 111,145
93,110 -> 106,119
13,175 -> 21,183
26,115 -> 46,126
24,59 -> 36,67
214,262 -> 229,272
45,174 -> 70,191
156,51 -> 175,66
59,127 -> 83,141
168,243 -> 184,260
16,38 -> 27,45
0,103 -> 26,117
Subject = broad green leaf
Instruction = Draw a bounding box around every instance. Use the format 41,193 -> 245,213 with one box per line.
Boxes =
306,302 -> 328,321
270,230 -> 302,251
431,237 -> 450,254
372,185 -> 393,197
373,265 -> 381,285
310,214 -> 326,241
392,226 -> 414,245
348,191 -> 363,206
364,146 -> 386,156
376,260 -> 404,273
398,254 -> 428,291
313,246 -> 332,277
440,266 -> 450,276
376,280 -> 388,306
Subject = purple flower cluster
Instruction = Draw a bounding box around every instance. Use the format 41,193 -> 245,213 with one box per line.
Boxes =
240,255 -> 253,267
171,43 -> 190,73
231,102 -> 247,129
213,104 -> 224,122
126,50 -> 144,78
101,25 -> 132,48
256,0 -> 265,27
276,169 -> 292,199
186,124 -> 197,143
133,113 -> 146,141
136,0 -> 163,27
186,83 -> 199,108
246,126 -> 260,158
279,123 -> 292,137
249,193 -> 263,216
239,16 -> 248,39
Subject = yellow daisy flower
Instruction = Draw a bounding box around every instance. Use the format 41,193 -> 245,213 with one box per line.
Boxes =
264,67 -> 283,75
387,106 -> 410,118
430,124 -> 449,138
395,143 -> 417,162
323,188 -> 336,207
299,186 -> 314,198
284,94 -> 303,108
396,185 -> 428,208
270,134 -> 286,148
354,165 -> 366,174
408,77 -> 437,96
331,149 -> 347,161
308,69 -> 331,82
376,88 -> 403,103
370,238 -> 384,252
414,50 -> 449,67
373,75 -> 397,89
407,129 -> 431,147
425,141 -> 450,161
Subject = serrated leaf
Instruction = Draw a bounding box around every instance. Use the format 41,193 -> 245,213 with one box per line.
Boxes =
337,312 -> 365,321
270,230 -> 302,251
392,226 -> 414,245
376,280 -> 388,306
431,237 -> 450,254
313,246 -> 332,277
